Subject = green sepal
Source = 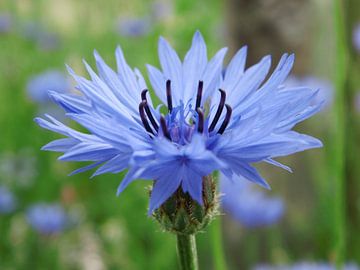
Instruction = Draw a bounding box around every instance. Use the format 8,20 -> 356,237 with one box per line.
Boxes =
152,175 -> 219,235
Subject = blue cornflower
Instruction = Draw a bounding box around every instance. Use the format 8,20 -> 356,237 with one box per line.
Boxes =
355,92 -> 360,113
0,186 -> 17,214
26,203 -> 68,235
0,151 -> 37,187
151,0 -> 174,23
21,21 -> 60,51
353,23 -> 360,53
36,31 -> 323,214
254,262 -> 359,270
27,70 -> 71,104
115,16 -> 151,37
220,174 -> 284,228
0,13 -> 12,34
37,31 -> 61,51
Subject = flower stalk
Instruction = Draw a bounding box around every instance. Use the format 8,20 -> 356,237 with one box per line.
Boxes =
210,217 -> 227,270
210,171 -> 227,270
333,0 -> 348,267
176,234 -> 199,270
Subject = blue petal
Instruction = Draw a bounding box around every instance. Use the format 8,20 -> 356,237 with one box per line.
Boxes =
223,46 -> 247,87
158,36 -> 183,104
49,91 -> 90,114
92,154 -> 130,177
115,46 -> 139,95
148,172 -> 182,214
59,142 -> 118,162
117,167 -> 145,195
201,47 -> 228,102
182,31 -> 207,105
94,50 -> 140,115
41,138 -> 78,152
218,156 -> 270,189
146,64 -> 167,103
228,55 -> 272,111
181,168 -> 203,205
265,158 -> 293,173
233,163 -> 270,189
69,160 -> 105,176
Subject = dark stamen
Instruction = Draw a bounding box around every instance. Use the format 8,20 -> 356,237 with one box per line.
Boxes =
217,104 -> 232,134
141,89 -> 148,101
160,116 -> 171,140
166,80 -> 173,113
195,81 -> 204,109
141,89 -> 159,132
196,108 -> 204,133
139,101 -> 154,135
208,89 -> 226,132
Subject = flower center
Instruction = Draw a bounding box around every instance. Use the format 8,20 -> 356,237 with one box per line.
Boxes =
138,80 -> 232,141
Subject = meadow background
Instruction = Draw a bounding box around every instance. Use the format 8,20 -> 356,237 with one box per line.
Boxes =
0,0 -> 359,269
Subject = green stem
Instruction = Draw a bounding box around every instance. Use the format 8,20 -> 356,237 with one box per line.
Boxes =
210,218 -> 227,270
210,171 -> 228,270
333,0 -> 348,267
176,234 -> 199,270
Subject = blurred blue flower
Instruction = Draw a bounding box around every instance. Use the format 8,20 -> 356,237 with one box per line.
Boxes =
151,0 -> 174,22
26,203 -> 68,235
36,31 -> 61,51
353,23 -> 360,53
115,16 -> 151,37
254,262 -> 359,270
355,91 -> 360,114
285,75 -> 333,109
0,13 -> 12,34
36,31 -> 323,214
0,151 -> 37,187
221,174 -> 284,228
27,70 -> 70,104
0,186 -> 16,214
21,21 -> 40,40
21,21 -> 60,51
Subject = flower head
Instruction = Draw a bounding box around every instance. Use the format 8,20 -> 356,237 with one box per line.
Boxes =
37,31 -> 61,51
220,174 -> 284,228
353,23 -> 360,53
151,0 -> 174,22
36,31 -> 323,214
355,91 -> 360,113
26,203 -> 68,235
115,16 -> 151,37
27,70 -> 71,104
21,21 -> 61,51
0,13 -> 12,34
0,186 -> 16,214
254,262 -> 359,270
0,151 -> 37,187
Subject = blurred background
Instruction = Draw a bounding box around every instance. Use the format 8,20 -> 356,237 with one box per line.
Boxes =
0,0 -> 359,269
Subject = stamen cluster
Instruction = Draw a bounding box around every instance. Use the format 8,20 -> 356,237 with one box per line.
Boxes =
138,79 -> 232,143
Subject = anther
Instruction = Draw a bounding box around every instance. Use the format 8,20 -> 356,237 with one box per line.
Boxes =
141,89 -> 148,101
141,89 -> 159,132
208,89 -> 226,132
160,116 -> 171,140
166,80 -> 173,113
139,101 -> 154,135
195,81 -> 204,109
196,108 -> 204,134
217,104 -> 232,134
